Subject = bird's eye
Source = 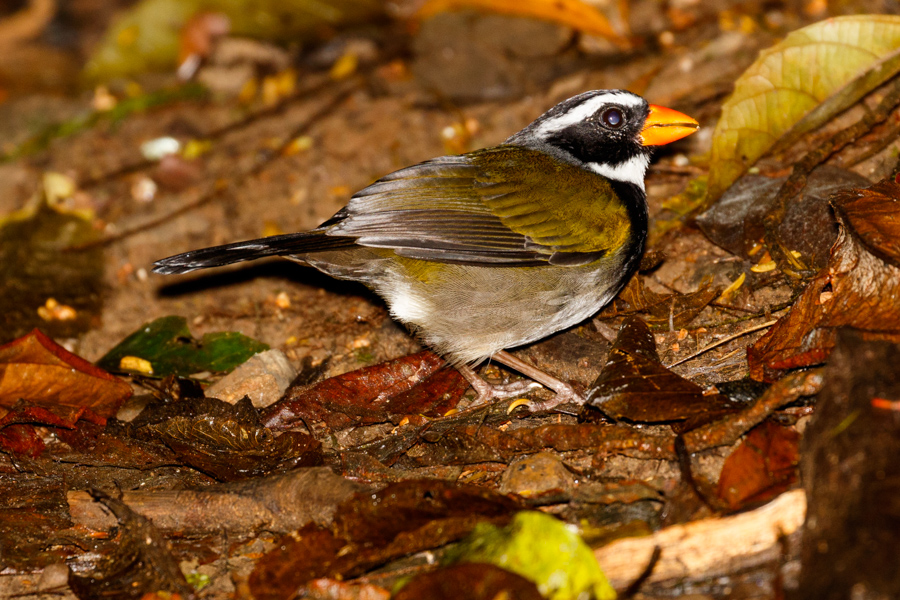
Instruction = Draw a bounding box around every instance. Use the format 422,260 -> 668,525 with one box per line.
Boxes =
601,108 -> 625,129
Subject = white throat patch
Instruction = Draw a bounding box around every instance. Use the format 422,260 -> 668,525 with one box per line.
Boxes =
585,154 -> 650,190
534,91 -> 644,139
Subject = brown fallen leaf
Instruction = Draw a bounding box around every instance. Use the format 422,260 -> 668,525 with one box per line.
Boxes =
586,317 -> 741,425
0,329 -> 132,421
146,416 -> 322,481
748,178 -> 900,381
716,420 -> 800,512
395,563 -> 543,600
0,405 -> 103,457
249,480 -> 523,600
113,395 -> 322,481
261,351 -> 466,431
602,277 -> 719,330
696,166 -> 870,269
835,178 -> 900,266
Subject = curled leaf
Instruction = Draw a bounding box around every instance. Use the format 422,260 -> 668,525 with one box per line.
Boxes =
707,15 -> 900,201
748,178 -> 900,381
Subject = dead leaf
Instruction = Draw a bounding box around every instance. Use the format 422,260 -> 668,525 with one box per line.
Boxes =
697,165 -> 870,268
834,178 -> 900,266
748,178 -> 900,381
0,405 -> 105,457
395,563 -> 543,600
249,480 -> 522,600
261,351 -> 465,431
586,317 -> 741,424
0,330 -> 132,421
716,420 -> 800,511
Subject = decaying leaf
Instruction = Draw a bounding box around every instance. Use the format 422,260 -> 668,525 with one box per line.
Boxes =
608,277 -> 719,331
697,165 -> 870,267
716,420 -> 800,511
707,15 -> 900,202
748,178 -> 900,381
0,405 -> 105,458
586,317 -> 741,425
249,480 -> 523,600
395,563 -> 542,600
146,414 -> 322,481
836,179 -> 900,266
96,315 -> 268,378
262,351 -> 467,431
0,329 -> 132,421
112,395 -> 321,481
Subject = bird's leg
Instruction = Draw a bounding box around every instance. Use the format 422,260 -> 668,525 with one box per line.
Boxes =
491,350 -> 584,410
457,363 -> 542,406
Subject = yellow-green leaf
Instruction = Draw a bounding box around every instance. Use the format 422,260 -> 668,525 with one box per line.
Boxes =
707,15 -> 900,202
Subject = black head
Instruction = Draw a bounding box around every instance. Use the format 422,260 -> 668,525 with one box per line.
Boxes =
506,90 -> 652,188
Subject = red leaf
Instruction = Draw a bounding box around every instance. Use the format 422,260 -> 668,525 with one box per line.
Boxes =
262,351 -> 464,431
716,420 -> 800,511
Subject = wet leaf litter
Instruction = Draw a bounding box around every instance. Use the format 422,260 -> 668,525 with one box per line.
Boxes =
2,4 -> 900,600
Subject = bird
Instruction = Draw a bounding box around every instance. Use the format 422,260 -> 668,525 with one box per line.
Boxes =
153,90 -> 698,409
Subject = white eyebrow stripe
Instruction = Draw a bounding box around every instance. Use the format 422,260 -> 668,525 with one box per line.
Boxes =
534,91 -> 643,138
585,154 -> 650,190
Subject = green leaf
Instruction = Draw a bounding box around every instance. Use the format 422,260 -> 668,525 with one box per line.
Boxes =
444,511 -> 616,600
707,15 -> 900,202
97,316 -> 268,377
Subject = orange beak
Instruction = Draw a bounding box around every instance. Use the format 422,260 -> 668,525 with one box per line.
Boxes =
640,104 -> 699,146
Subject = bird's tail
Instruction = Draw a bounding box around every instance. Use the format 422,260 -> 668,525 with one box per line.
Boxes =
152,230 -> 353,274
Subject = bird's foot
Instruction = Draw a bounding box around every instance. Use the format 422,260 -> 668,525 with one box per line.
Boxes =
465,377 -> 543,406
521,382 -> 583,412
456,352 -> 585,410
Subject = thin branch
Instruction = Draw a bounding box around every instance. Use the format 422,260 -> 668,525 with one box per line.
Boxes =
666,319 -> 778,368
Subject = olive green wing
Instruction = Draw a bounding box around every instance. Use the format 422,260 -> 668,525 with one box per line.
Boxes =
471,146 -> 634,265
328,146 -> 632,266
